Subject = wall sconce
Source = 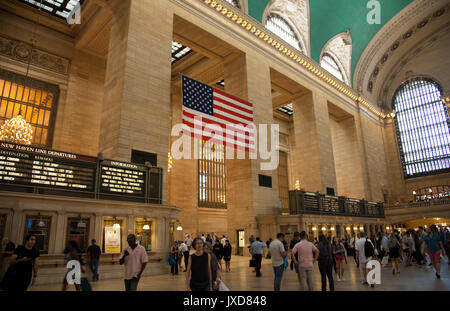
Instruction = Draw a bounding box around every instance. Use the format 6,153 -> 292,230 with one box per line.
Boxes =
359,226 -> 364,231
330,227 -> 335,231
143,224 -> 150,230
321,227 -> 326,231
312,227 -> 317,231
346,227 -> 351,231
386,226 -> 390,230
353,226 -> 358,230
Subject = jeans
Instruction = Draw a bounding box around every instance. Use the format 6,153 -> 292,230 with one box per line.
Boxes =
299,266 -> 314,291
89,259 -> 99,281
124,277 -> 140,291
318,260 -> 334,291
273,264 -> 284,291
254,254 -> 262,276
171,262 -> 178,274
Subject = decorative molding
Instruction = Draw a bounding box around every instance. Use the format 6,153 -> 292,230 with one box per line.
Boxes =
262,0 -> 310,56
379,23 -> 450,111
0,36 -> 70,76
354,0 -> 447,95
366,6 -> 448,95
320,30 -> 352,86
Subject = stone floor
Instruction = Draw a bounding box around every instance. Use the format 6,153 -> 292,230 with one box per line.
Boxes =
30,255 -> 450,291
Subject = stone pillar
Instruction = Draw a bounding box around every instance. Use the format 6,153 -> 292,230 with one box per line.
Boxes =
10,208 -> 24,245
223,53 -> 279,242
54,212 -> 66,254
292,91 -> 337,193
99,0 -> 173,203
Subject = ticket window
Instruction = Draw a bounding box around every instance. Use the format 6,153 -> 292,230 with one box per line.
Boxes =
135,219 -> 152,251
103,219 -> 123,254
24,215 -> 51,254
66,218 -> 90,252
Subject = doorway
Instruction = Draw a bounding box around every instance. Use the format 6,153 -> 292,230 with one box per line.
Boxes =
236,229 -> 245,256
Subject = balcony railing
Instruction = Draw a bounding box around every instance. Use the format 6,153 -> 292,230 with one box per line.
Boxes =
289,190 -> 384,218
385,198 -> 450,210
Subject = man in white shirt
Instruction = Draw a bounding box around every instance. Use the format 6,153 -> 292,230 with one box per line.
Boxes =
269,233 -> 287,291
201,234 -> 206,243
355,231 -> 375,287
221,235 -> 227,246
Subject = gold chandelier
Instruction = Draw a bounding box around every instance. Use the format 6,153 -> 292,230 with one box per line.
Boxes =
0,113 -> 33,145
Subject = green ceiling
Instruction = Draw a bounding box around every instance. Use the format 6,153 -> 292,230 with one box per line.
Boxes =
247,0 -> 414,85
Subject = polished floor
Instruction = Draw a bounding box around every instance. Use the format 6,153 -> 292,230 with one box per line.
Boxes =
31,255 -> 450,291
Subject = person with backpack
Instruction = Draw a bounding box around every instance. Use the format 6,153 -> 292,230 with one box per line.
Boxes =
355,231 -> 375,287
316,234 -> 334,291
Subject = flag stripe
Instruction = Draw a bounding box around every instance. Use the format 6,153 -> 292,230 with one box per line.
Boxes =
214,88 -> 253,108
213,95 -> 253,115
213,102 -> 253,122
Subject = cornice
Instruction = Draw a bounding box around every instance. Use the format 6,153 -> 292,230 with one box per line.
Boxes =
173,0 -> 385,119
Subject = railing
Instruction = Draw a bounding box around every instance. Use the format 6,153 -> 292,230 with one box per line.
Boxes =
289,190 -> 384,218
385,198 -> 450,210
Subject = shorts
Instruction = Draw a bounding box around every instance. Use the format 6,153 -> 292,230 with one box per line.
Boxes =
335,255 -> 345,261
389,247 -> 399,259
427,251 -> 441,263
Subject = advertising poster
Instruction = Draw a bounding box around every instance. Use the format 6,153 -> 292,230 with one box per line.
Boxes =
104,226 -> 121,253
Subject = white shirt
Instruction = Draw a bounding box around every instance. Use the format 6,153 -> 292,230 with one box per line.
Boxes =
185,238 -> 193,247
221,238 -> 227,246
269,239 -> 285,267
355,238 -> 374,263
179,243 -> 188,253
201,236 -> 206,242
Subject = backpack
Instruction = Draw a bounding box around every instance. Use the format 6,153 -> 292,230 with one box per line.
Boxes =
364,238 -> 374,258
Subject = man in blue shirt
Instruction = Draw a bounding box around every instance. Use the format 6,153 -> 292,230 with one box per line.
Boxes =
421,225 -> 446,279
249,237 -> 266,277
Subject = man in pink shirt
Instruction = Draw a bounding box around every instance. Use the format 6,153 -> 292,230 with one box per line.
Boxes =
292,231 -> 319,291
119,234 -> 148,291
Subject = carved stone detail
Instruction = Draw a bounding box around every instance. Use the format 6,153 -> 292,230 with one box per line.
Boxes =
320,30 -> 352,86
0,36 -> 70,75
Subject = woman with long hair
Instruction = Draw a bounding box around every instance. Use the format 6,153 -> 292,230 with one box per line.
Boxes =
332,236 -> 346,281
223,240 -> 232,272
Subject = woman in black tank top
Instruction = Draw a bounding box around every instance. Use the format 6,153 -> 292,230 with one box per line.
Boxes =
186,237 -> 212,291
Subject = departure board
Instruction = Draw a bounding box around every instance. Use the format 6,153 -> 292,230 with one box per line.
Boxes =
0,142 -> 162,203
0,142 -> 96,191
100,160 -> 146,197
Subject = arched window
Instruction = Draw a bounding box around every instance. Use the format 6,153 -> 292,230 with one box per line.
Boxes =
321,53 -> 345,83
265,13 -> 301,52
224,0 -> 240,8
393,77 -> 450,178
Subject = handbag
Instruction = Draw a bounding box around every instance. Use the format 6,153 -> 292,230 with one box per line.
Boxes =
218,281 -> 230,291
381,255 -> 389,266
80,277 -> 92,291
249,259 -> 256,268
168,255 -> 175,265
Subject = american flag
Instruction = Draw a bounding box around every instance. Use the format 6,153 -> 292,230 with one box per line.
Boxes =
182,75 -> 255,152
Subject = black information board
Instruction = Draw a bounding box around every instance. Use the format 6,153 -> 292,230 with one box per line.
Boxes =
100,160 -> 146,197
0,142 -> 96,191
0,142 -> 162,203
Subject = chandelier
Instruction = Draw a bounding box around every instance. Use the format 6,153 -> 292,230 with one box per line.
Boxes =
0,113 -> 33,145
0,1 -> 43,146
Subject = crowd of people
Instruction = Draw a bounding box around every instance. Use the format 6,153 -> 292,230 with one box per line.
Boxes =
0,225 -> 448,292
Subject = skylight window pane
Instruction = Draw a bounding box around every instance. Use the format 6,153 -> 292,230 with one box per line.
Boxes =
265,14 -> 301,52
393,78 -> 450,178
18,0 -> 83,19
171,41 -> 192,64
